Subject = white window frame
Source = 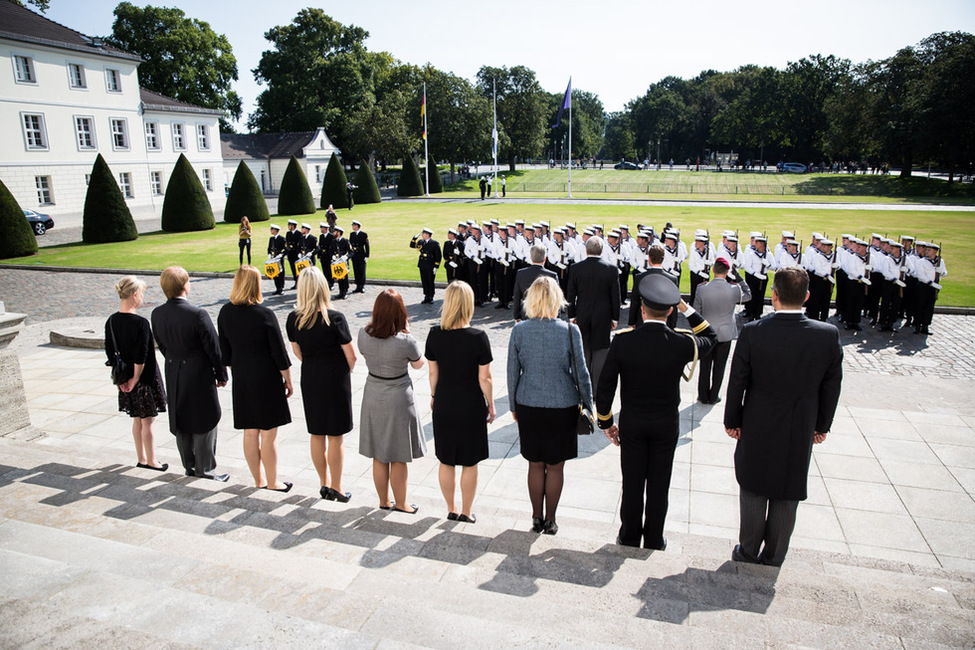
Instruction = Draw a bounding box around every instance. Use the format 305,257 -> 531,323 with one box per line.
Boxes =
144,121 -> 160,150
13,54 -> 36,84
21,112 -> 48,150
150,171 -> 163,195
105,67 -> 122,93
118,172 -> 133,199
35,176 -> 53,205
110,117 -> 129,151
172,122 -> 186,150
202,168 -> 212,191
196,124 -> 210,151
85,174 -> 91,186
315,165 -> 322,182
67,62 -> 87,89
74,115 -> 96,150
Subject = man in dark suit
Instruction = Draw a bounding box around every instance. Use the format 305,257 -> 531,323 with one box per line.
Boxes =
597,275 -> 717,549
692,257 -> 751,404
513,243 -> 558,320
724,266 -> 843,566
567,236 -> 621,386
349,220 -> 370,293
150,267 -> 229,482
266,224 -> 286,295
629,243 -> 679,329
414,227 -> 441,303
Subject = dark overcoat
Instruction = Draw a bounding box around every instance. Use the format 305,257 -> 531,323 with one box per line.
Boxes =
567,257 -> 621,351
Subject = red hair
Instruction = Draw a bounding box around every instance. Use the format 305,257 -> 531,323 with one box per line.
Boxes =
365,289 -> 408,339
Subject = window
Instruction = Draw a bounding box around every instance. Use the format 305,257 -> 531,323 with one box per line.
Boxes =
172,122 -> 185,150
196,124 -> 209,151
14,55 -> 35,83
22,113 -> 47,150
68,63 -> 86,89
118,172 -> 133,198
145,121 -> 159,150
150,171 -> 163,195
85,174 -> 91,186
105,68 -> 121,92
110,118 -> 128,150
315,165 -> 322,182
202,168 -> 212,191
35,176 -> 53,204
75,116 -> 96,149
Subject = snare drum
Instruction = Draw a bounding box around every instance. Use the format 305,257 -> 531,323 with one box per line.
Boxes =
295,253 -> 313,274
264,257 -> 282,278
331,259 -> 349,281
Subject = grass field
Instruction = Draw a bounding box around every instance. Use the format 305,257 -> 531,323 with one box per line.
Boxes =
445,170 -> 975,205
4,202 -> 973,307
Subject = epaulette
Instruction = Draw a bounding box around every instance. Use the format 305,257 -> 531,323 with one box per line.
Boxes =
612,327 -> 635,337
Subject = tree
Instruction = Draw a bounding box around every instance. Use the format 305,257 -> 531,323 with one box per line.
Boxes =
603,112 -> 636,161
82,154 -> 138,243
161,154 -> 215,232
352,161 -> 382,204
105,3 -> 241,130
476,65 -> 547,171
320,153 -> 349,209
424,158 -> 443,194
277,156 -> 316,215
417,66 -> 491,180
710,66 -> 785,160
397,155 -> 423,197
224,162 -> 269,224
780,55 -> 851,161
12,0 -> 49,11
0,178 -> 37,259
341,60 -> 420,167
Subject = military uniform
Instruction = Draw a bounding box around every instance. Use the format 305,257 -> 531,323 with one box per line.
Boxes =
416,229 -> 442,303
317,224 -> 334,283
349,222 -> 370,293
266,225 -> 286,295
284,220 -> 301,287
443,231 -> 463,284
741,238 -> 771,321
328,227 -> 352,298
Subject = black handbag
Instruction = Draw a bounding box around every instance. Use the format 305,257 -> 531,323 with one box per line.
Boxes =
106,315 -> 133,386
567,324 -> 594,435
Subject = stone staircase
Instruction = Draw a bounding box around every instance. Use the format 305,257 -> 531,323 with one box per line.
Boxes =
1,435 -> 972,649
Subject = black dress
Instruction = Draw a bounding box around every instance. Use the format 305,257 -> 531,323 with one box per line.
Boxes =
286,310 -> 353,436
424,326 -> 493,466
105,312 -> 167,419
217,303 -> 291,430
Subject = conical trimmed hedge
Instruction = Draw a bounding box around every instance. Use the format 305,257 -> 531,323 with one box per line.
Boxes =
425,159 -> 443,194
0,178 -> 37,259
82,154 -> 138,243
161,154 -> 215,232
352,161 -> 382,204
320,153 -> 349,209
224,161 -> 269,223
278,156 -> 316,215
397,154 -> 423,197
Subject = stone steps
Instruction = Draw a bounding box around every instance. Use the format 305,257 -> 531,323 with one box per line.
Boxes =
1,436 -> 973,648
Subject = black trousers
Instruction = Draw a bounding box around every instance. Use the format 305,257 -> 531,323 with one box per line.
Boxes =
865,271 -> 884,319
493,263 -> 514,306
618,429 -> 678,549
902,276 -> 919,321
844,278 -> 865,328
288,254 -> 299,284
915,283 -> 937,327
744,272 -> 767,320
419,266 -> 436,300
738,487 -> 799,566
174,426 -> 219,478
689,271 -> 707,305
445,261 -> 457,284
472,261 -> 490,304
698,340 -> 731,403
619,264 -> 630,303
834,268 -> 849,316
486,258 -> 496,298
238,239 -> 251,265
352,255 -> 366,291
879,280 -> 901,328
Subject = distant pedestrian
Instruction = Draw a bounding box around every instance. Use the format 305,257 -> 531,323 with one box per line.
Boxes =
238,216 -> 252,265
325,204 -> 337,229
479,177 -> 487,200
346,182 -> 356,209
501,175 -> 506,197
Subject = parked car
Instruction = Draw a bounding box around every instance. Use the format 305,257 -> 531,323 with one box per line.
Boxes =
779,162 -> 808,174
23,209 -> 55,235
614,161 -> 642,170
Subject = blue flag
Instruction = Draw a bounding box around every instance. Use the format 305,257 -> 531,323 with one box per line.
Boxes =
552,78 -> 571,129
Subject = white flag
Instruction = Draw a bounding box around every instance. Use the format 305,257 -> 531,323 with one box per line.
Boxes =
492,125 -> 498,160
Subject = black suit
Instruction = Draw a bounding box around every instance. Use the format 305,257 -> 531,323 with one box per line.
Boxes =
597,311 -> 717,549
512,264 -> 558,320
567,257 -> 621,386
417,237 -> 442,301
724,312 -> 843,565
150,298 -> 228,478
349,229 -> 370,291
628,267 -> 679,328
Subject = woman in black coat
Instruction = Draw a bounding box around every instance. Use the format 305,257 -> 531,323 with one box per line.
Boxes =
218,266 -> 294,492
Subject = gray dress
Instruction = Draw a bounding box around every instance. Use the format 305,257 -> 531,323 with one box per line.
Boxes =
357,330 -> 426,463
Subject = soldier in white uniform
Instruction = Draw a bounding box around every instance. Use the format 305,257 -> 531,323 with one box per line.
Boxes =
774,231 -> 794,260
717,235 -> 741,278
687,233 -> 715,305
878,240 -> 906,332
899,235 -> 918,326
843,239 -> 869,331
465,224 -> 488,306
493,226 -> 516,309
912,242 -> 946,335
772,240 -> 801,270
741,236 -> 772,321
805,239 -> 834,321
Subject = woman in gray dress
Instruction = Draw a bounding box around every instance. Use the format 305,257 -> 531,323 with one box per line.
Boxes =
358,289 -> 425,513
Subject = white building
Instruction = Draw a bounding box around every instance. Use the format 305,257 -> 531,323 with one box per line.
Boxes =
220,127 -> 341,199
0,1 -> 225,221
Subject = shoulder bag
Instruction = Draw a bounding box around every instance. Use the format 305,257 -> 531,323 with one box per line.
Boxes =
567,324 -> 594,435
106,315 -> 133,386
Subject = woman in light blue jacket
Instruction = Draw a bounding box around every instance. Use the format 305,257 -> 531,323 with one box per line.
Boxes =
507,276 -> 593,535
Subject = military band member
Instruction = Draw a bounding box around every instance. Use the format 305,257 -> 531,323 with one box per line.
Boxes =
443,229 -> 463,284
318,222 -> 334,282
465,224 -> 488,306
688,233 -> 715,305
299,223 -> 317,265
284,219 -> 301,288
267,223 -> 286,295
912,242 -> 946,335
597,275 -> 717,550
349,220 -> 370,293
415,227 -> 442,304
804,239 -> 834,322
328,225 -> 352,299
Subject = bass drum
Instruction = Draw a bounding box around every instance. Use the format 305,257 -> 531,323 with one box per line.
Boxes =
330,259 -> 349,281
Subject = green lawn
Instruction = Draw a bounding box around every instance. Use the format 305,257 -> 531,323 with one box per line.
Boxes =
4,202 -> 973,306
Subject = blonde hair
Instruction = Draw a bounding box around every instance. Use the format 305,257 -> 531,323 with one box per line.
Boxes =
229,265 -> 263,306
294,266 -> 332,329
159,266 -> 189,299
440,281 -> 474,330
114,275 -> 146,300
524,276 -> 565,319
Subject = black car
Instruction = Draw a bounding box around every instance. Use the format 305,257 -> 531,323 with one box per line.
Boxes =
24,209 -> 55,235
614,161 -> 642,170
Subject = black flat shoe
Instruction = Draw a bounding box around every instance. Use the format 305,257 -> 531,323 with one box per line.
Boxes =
379,503 -> 394,510
447,512 -> 459,521
323,487 -> 351,502
542,519 -> 558,535
393,504 -> 419,515
531,517 -> 544,533
265,482 -> 293,493
137,462 -> 168,472
458,514 -> 476,524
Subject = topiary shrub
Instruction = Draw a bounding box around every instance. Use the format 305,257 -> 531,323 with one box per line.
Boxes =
224,161 -> 269,223
161,154 -> 215,232
424,159 -> 443,194
82,154 -> 138,243
352,161 -> 382,204
0,178 -> 37,259
320,153 -> 349,209
397,154 -> 423,197
278,155 -> 316,215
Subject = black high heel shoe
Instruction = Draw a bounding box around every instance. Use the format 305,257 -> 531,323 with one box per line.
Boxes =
322,486 -> 352,503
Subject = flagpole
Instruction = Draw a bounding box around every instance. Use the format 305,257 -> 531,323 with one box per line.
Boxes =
423,82 -> 430,197
567,77 -> 572,198
492,78 -> 499,198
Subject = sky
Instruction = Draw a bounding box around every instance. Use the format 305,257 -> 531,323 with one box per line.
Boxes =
44,0 -> 975,131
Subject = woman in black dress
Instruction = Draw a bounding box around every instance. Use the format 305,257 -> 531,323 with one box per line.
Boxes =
105,276 -> 168,472
425,281 -> 495,523
287,266 -> 357,502
218,266 -> 294,492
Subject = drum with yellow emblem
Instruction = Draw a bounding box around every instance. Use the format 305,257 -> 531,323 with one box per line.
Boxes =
295,253 -> 313,274
264,256 -> 283,279
330,257 -> 349,281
